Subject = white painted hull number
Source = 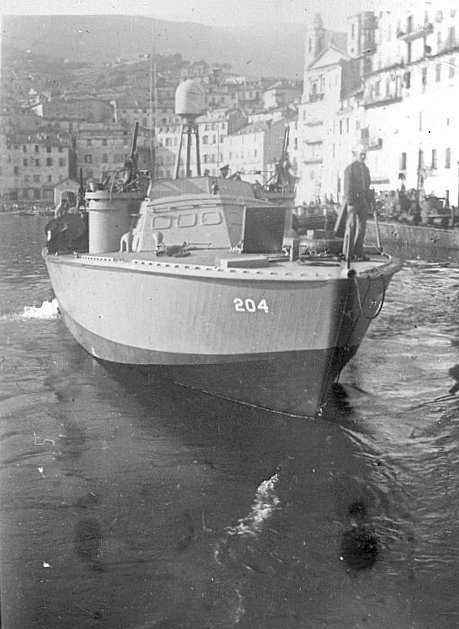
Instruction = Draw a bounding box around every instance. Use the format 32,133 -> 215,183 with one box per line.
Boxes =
234,298 -> 269,313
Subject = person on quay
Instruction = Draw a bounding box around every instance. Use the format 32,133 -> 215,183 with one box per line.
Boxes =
54,195 -> 70,219
335,145 -> 372,260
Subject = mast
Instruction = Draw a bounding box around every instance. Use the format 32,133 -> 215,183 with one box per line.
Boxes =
148,21 -> 157,181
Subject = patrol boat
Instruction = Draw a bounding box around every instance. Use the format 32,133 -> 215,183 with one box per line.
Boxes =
43,80 -> 401,417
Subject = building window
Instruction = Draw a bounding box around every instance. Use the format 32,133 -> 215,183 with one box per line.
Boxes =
436,64 -> 441,82
23,159 -> 28,166
46,146 -> 52,153
404,72 -> 411,89
35,145 -> 39,153
422,67 -> 427,87
339,120 -> 343,135
13,166 -> 19,175
22,145 -> 27,152
419,150 -> 424,168
202,136 -> 209,144
35,159 -> 40,167
400,152 -> 407,170
58,147 -> 63,153
46,158 -> 53,166
449,59 -> 455,79
445,147 -> 451,168
47,175 -> 53,183
58,158 -> 66,167
448,27 -> 456,47
84,154 -> 92,163
34,174 -> 40,183
431,149 -> 437,169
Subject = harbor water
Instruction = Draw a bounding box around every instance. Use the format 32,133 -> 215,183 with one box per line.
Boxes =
1,214 -> 459,629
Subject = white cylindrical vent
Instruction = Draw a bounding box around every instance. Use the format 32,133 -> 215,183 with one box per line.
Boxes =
86,192 -> 143,253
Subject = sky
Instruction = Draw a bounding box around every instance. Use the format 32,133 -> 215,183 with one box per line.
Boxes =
0,0 -> 385,29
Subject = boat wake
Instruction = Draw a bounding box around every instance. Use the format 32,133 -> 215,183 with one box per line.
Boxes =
1,299 -> 60,321
228,473 -> 280,538
213,473 -> 280,568
22,299 -> 60,319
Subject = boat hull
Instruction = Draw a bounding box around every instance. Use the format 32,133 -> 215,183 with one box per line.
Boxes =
45,254 -> 397,416
367,220 -> 459,260
58,305 -> 358,416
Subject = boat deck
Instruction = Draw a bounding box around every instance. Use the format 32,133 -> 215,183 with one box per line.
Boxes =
56,247 -> 399,282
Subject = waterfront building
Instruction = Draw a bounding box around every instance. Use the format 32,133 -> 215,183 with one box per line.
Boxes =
221,118 -> 287,185
197,109 -> 246,176
297,3 -> 459,205
0,130 -> 72,203
204,86 -> 238,110
30,95 -> 113,124
154,108 -> 246,178
52,177 -> 80,206
111,97 -> 152,129
223,76 -> 264,111
75,122 -> 130,182
296,14 -> 350,203
262,80 -> 302,110
362,3 -> 459,202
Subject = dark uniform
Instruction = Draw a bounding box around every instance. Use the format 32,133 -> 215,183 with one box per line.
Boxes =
336,154 -> 372,259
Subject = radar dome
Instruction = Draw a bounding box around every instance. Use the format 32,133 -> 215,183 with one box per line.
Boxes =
175,80 -> 205,117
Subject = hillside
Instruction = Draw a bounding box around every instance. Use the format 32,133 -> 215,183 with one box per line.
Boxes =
2,15 -> 306,79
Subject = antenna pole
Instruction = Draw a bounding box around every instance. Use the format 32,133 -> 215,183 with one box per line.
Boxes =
195,123 -> 201,176
186,122 -> 192,177
174,124 -> 184,179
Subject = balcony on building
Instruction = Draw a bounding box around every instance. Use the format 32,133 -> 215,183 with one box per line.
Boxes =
308,93 -> 324,103
367,137 -> 383,151
302,157 -> 323,165
363,86 -> 403,109
397,22 -> 433,42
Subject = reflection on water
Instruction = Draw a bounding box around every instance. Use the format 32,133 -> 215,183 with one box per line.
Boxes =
1,214 -> 459,628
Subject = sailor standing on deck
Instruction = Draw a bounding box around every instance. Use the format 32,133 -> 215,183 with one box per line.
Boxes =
335,145 -> 372,260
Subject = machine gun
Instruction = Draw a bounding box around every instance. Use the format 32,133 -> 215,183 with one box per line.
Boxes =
265,125 -> 296,193
122,122 -> 139,191
77,168 -> 87,210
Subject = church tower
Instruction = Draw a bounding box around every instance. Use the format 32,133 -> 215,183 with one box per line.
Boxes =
304,13 -> 326,70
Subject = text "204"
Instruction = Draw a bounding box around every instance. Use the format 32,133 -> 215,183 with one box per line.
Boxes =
234,298 -> 269,313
